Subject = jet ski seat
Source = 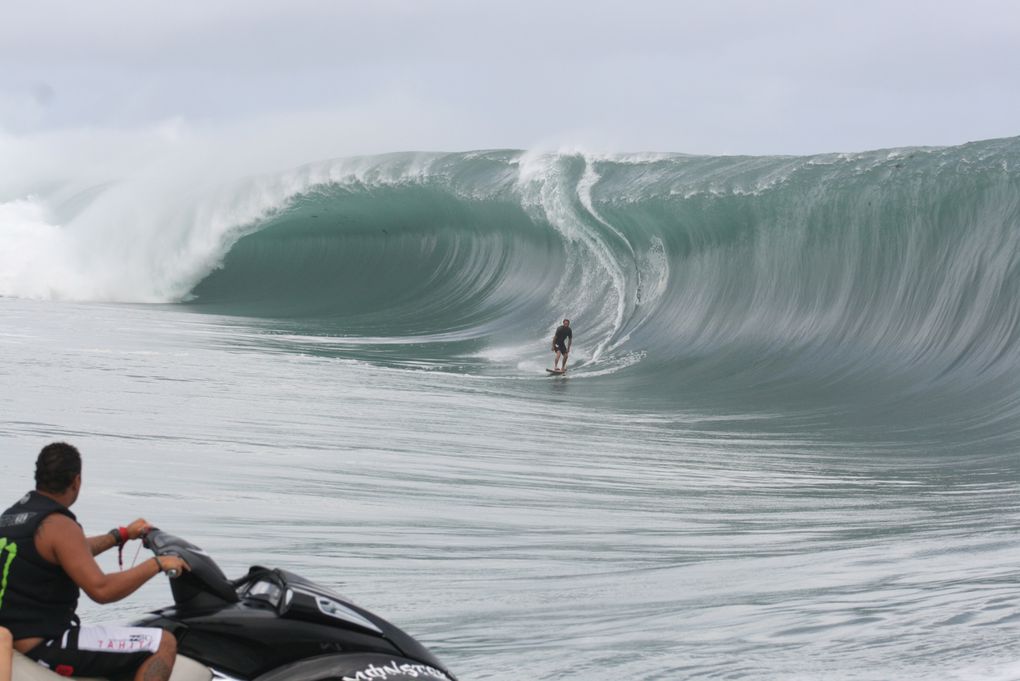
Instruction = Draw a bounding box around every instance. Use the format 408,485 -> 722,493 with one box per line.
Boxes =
12,650 -> 212,681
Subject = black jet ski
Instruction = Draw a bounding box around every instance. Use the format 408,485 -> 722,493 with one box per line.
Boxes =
12,528 -> 457,681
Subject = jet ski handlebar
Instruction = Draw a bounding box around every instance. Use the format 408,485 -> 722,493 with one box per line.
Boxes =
140,527 -> 182,577
140,528 -> 239,605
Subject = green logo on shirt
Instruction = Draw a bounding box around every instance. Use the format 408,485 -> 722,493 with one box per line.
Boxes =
0,537 -> 17,610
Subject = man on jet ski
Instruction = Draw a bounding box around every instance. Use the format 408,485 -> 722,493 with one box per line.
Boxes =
0,442 -> 190,681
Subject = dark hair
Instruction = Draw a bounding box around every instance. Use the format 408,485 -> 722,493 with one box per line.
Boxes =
35,442 -> 82,494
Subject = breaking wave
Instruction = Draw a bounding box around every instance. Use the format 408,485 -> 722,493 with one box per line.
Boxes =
3,136 -> 1020,420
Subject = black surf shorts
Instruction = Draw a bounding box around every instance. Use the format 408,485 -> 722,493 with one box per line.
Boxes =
25,625 -> 163,681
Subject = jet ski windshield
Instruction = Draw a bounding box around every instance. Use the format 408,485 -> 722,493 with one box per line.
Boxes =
237,567 -> 384,634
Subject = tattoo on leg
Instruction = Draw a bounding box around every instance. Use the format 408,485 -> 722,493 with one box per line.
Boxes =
142,657 -> 171,681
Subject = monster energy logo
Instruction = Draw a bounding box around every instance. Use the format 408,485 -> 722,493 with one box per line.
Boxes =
0,537 -> 17,610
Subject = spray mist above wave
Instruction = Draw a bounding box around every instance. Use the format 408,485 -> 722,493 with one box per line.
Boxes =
0,128 -> 460,303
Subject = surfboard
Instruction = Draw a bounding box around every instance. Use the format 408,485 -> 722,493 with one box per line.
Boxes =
546,368 -> 565,375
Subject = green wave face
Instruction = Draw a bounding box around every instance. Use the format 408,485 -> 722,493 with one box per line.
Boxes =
190,185 -> 559,332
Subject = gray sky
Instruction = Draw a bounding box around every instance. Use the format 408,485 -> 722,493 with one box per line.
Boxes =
2,0 -> 1019,156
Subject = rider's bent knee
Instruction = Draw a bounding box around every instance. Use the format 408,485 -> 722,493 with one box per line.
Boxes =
159,630 -> 178,656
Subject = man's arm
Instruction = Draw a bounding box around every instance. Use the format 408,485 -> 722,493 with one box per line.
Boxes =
39,514 -> 180,605
86,532 -> 118,557
86,518 -> 150,556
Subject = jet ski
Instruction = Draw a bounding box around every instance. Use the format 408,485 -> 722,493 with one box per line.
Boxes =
12,528 -> 457,681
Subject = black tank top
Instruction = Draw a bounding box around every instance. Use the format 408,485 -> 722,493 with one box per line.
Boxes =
0,491 -> 81,639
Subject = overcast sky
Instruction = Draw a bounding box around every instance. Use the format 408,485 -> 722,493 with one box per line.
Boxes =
2,0 -> 1019,156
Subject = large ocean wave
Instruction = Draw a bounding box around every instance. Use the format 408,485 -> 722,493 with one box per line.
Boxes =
3,137 -> 1020,415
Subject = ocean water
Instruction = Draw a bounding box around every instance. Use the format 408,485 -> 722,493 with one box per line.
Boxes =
1,137 -> 1019,680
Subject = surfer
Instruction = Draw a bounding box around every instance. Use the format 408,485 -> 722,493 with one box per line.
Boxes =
552,318 -> 572,372
0,442 -> 190,681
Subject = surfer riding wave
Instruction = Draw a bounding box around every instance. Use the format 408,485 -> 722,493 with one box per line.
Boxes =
551,319 -> 572,372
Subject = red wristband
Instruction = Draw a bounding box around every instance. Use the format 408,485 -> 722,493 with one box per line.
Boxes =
118,526 -> 129,544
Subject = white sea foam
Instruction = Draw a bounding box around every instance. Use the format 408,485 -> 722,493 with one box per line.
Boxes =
0,119 -> 454,302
